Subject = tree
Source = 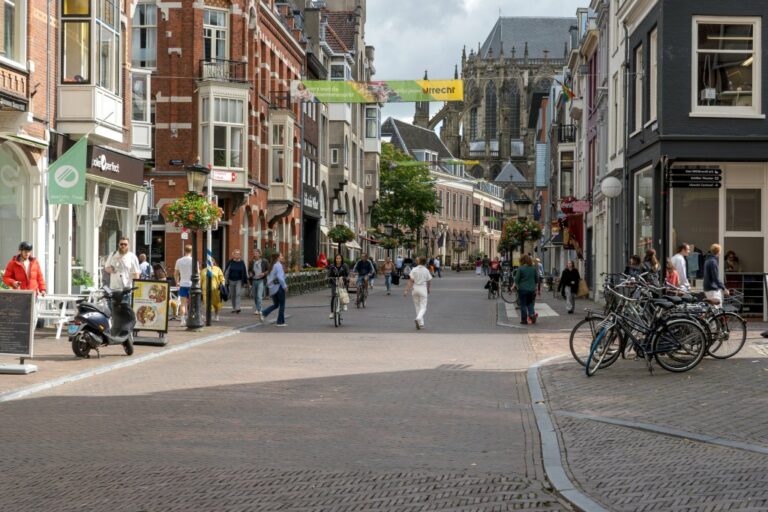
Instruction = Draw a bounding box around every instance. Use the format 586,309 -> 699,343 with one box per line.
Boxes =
370,144 -> 439,247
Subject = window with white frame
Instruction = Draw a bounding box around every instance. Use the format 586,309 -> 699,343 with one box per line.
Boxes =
331,148 -> 339,165
693,16 -> 761,116
203,9 -> 228,62
269,120 -> 293,184
132,3 -> 156,68
365,106 -> 378,138
97,0 -> 120,93
634,44 -> 643,132
330,63 -> 347,81
201,97 -> 245,169
131,72 -> 151,122
649,28 -> 658,122
1,0 -> 25,64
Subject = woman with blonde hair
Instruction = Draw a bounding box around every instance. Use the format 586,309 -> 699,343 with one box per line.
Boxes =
201,257 -> 226,321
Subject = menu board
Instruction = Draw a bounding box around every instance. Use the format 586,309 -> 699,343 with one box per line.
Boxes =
131,280 -> 170,333
0,290 -> 35,357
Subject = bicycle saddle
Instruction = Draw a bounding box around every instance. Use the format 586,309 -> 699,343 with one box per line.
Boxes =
651,299 -> 675,309
664,295 -> 684,305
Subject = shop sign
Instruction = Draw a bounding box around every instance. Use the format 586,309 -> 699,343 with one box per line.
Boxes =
169,159 -> 184,166
49,137 -> 87,205
571,200 -> 591,213
87,145 -> 144,187
212,170 -> 237,182
669,167 -> 723,188
0,290 -> 34,357
302,186 -> 320,217
560,196 -> 577,214
132,280 -> 170,334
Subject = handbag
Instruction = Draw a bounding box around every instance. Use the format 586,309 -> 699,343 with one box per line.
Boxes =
576,279 -> 590,298
219,283 -> 229,302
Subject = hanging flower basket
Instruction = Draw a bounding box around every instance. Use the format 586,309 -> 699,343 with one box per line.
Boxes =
503,218 -> 543,245
327,225 -> 355,243
166,192 -> 223,230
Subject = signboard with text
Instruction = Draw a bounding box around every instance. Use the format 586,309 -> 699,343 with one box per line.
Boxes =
291,79 -> 463,104
131,280 -> 170,334
0,291 -> 35,357
669,167 -> 723,188
303,186 -> 320,217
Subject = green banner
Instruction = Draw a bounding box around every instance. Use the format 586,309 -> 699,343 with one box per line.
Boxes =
48,137 -> 87,205
0,146 -> 19,206
291,79 -> 463,104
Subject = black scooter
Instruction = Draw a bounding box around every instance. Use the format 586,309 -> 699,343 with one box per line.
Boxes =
68,286 -> 137,358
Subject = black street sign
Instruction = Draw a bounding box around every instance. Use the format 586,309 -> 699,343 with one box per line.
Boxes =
669,168 -> 722,176
670,182 -> 722,188
670,176 -> 722,183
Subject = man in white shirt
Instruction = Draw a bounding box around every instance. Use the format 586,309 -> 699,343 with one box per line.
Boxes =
434,256 -> 442,278
174,245 -> 195,327
138,253 -> 151,280
104,237 -> 141,292
403,256 -> 433,330
670,243 -> 690,290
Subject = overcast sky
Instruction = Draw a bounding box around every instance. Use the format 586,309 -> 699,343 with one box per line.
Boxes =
366,0 -> 580,124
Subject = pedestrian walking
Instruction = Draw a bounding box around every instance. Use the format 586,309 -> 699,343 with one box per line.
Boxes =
535,258 -> 544,296
403,256 -> 432,329
514,254 -> 538,324
482,255 -> 490,276
327,254 -> 349,318
395,255 -> 404,276
261,252 -> 288,326
558,260 -> 580,314
201,257 -> 225,321
434,256 -> 441,278
174,245 -> 196,327
224,249 -> 248,313
104,236 -> 141,291
670,244 -> 691,291
704,243 -> 728,305
382,256 -> 395,295
3,241 -> 46,295
249,248 -> 269,318
138,253 -> 152,280
475,257 -> 482,275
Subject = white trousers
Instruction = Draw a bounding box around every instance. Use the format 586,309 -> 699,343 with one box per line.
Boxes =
412,285 -> 428,325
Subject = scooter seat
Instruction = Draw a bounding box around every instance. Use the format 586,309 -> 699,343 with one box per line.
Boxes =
80,302 -> 111,317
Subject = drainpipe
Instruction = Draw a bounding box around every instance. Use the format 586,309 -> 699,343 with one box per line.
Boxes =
622,21 -> 630,271
44,0 -> 53,291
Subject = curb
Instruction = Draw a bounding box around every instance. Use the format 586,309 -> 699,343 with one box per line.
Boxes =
527,356 -> 609,512
0,321 -> 263,403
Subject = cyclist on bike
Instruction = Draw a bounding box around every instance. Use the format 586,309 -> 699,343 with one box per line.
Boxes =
352,253 -> 375,289
487,257 -> 501,295
327,254 -> 349,318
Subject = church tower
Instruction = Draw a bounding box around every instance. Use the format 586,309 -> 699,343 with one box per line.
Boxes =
413,70 -> 430,128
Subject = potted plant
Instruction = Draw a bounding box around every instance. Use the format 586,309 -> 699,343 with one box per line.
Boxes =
166,192 -> 223,230
72,268 -> 94,294
327,225 -> 355,244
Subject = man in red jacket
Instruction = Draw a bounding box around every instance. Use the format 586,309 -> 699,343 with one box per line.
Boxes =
3,241 -> 46,295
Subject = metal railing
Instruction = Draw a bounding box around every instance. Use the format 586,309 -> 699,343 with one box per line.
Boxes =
200,59 -> 247,83
558,124 -> 576,143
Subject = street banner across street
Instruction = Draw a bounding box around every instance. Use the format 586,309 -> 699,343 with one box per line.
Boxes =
290,80 -> 463,103
48,137 -> 87,205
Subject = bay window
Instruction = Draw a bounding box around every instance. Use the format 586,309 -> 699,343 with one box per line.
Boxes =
97,0 -> 120,93
692,16 -> 762,117
201,97 -> 245,169
365,106 -> 378,138
132,2 -> 157,68
270,119 -> 293,185
63,20 -> 89,82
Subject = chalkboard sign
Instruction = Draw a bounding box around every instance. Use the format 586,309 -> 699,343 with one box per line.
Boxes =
0,290 -> 35,357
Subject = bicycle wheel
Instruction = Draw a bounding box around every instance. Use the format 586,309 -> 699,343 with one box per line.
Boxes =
653,318 -> 707,372
356,286 -> 361,308
707,312 -> 746,359
570,315 -> 618,367
333,297 -> 340,327
500,283 -> 518,304
586,326 -> 614,377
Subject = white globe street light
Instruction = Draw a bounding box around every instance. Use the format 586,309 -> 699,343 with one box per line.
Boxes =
600,176 -> 623,199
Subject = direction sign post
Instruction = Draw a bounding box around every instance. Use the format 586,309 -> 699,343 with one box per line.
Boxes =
669,167 -> 723,188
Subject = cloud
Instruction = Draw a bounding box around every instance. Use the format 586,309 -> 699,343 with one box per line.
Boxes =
365,0 -> 581,123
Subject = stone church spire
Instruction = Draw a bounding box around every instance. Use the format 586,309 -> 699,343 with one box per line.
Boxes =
413,69 -> 430,128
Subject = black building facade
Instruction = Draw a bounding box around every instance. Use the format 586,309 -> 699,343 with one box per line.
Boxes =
626,0 -> 768,317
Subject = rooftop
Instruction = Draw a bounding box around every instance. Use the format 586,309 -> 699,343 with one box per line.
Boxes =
479,17 -> 577,59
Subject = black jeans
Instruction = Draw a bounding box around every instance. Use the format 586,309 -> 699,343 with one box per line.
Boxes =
518,290 -> 536,323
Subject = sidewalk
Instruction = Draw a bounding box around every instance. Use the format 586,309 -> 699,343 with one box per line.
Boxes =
0,289 -> 329,398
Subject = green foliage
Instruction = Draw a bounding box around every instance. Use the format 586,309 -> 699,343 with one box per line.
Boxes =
501,218 -> 543,251
71,268 -> 94,287
167,192 -> 223,230
371,144 -> 439,243
327,224 -> 355,243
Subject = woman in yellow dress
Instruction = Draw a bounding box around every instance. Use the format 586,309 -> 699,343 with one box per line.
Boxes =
201,257 -> 226,321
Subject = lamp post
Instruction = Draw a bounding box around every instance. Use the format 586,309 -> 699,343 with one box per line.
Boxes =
513,195 -> 532,264
185,163 -> 210,331
333,207 -> 347,257
384,223 -> 393,259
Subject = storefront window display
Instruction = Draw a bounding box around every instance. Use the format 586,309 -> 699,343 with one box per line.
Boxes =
634,168 -> 654,257
671,188 -> 718,258
0,144 -> 27,261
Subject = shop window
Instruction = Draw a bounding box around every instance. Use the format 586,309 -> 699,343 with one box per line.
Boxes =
203,9 -> 228,61
634,168 -> 653,256
693,16 -> 761,116
671,188 -> 718,263
269,121 -> 293,185
132,2 -> 157,68
0,144 -> 26,260
726,189 -> 761,231
724,237 -> 763,273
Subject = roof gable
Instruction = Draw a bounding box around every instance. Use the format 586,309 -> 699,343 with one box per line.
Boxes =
480,17 -> 576,59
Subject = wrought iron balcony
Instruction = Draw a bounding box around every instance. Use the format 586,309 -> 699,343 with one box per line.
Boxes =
200,59 -> 247,83
557,124 -> 576,143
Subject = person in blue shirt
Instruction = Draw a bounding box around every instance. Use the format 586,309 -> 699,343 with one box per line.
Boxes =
703,243 -> 729,305
352,253 -> 375,288
260,252 -> 288,326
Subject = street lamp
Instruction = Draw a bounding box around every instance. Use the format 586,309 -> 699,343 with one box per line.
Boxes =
513,195 -> 532,263
185,163 -> 210,331
333,207 -> 347,256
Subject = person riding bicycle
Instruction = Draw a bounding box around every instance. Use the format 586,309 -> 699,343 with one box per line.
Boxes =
352,253 -> 375,288
487,257 -> 501,294
327,254 -> 349,318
